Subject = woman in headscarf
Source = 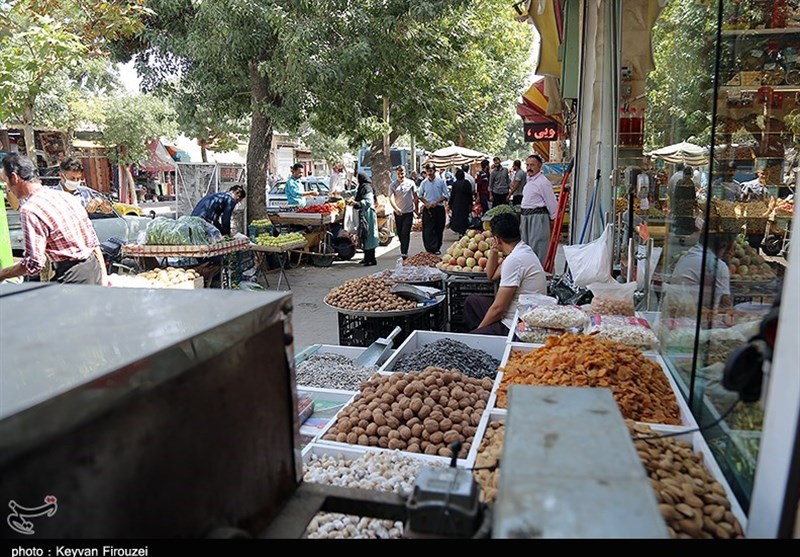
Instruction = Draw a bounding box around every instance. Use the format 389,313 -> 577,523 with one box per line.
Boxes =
348,172 -> 380,266
448,169 -> 473,236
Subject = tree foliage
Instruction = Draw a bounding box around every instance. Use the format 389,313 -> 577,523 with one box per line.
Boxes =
101,94 -> 178,166
646,1 -> 716,151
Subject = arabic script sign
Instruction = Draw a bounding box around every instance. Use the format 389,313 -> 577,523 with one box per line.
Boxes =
523,122 -> 558,142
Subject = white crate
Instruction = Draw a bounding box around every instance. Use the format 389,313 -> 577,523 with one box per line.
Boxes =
295,344 -> 394,366
314,392 -> 491,469
497,344 -> 697,428
378,330 -> 507,374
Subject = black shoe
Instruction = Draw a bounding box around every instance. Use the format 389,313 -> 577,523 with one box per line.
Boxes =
401,254 -> 408,259
364,260 -> 377,266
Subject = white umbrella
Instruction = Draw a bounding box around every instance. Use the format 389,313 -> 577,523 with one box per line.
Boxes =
646,141 -> 709,166
425,146 -> 489,167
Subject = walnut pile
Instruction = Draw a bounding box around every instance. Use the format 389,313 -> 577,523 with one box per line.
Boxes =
321,367 -> 493,459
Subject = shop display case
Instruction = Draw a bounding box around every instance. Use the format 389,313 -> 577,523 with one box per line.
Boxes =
625,0 -> 796,513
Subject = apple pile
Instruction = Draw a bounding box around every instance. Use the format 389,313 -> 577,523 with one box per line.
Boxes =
437,229 -> 504,273
730,236 -> 775,281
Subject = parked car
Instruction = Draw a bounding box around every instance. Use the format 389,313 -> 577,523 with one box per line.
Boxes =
266,177 -> 331,206
7,189 -> 154,256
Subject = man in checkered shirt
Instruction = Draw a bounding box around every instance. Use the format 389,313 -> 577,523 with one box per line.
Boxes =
0,153 -> 105,285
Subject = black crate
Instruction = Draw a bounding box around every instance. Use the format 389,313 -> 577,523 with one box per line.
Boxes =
337,305 -> 446,347
446,277 -> 497,332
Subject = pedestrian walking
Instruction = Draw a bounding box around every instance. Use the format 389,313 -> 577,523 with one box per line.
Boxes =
388,165 -> 417,259
417,164 -> 449,254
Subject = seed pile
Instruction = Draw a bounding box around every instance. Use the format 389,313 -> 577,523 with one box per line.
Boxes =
499,334 -> 681,424
321,367 -> 493,459
629,422 -> 744,539
325,275 -> 417,312
303,451 -> 442,538
391,339 -> 500,380
296,353 -> 378,390
473,421 -> 504,503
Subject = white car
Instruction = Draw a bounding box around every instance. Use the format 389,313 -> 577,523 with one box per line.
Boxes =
7,189 -> 154,255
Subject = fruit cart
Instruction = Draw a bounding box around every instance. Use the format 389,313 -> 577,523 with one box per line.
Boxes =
269,209 -> 341,268
121,237 -> 252,289
249,239 -> 308,290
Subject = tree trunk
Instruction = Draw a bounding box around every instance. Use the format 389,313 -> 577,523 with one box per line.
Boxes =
246,61 -> 272,222
125,166 -> 138,207
22,103 -> 36,161
0,128 -> 10,153
200,141 -> 208,163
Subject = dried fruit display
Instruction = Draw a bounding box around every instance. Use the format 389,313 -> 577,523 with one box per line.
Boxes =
499,334 -> 681,425
629,422 -> 744,539
321,367 -> 493,459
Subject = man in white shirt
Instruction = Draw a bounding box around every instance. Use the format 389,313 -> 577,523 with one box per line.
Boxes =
671,232 -> 735,308
520,153 -> 558,262
668,162 -> 685,193
462,164 -> 476,194
463,213 -> 547,336
388,165 -> 418,259
329,162 -> 346,196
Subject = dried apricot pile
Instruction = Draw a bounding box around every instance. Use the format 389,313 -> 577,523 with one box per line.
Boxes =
498,334 -> 681,425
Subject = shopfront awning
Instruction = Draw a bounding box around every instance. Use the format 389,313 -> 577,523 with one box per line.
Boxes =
527,0 -> 563,77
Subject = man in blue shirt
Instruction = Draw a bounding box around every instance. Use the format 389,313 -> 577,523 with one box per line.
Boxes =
285,163 -> 317,207
417,163 -> 449,254
191,185 -> 246,236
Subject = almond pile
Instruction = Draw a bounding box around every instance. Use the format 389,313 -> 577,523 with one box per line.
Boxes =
629,421 -> 744,539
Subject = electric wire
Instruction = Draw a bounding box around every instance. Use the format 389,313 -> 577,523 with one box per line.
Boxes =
633,398 -> 740,442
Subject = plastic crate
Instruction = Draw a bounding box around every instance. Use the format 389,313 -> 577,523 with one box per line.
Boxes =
445,276 -> 497,332
337,305 -> 446,347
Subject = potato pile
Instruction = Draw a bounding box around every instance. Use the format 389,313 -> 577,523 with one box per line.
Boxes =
473,421 -> 504,503
325,275 -> 417,312
629,422 -> 744,539
499,334 -> 682,425
107,267 -> 201,289
402,252 -> 442,267
321,368 -> 494,459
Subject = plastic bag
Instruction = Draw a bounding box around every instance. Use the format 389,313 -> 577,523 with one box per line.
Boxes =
344,206 -> 358,233
390,259 -> 445,283
587,281 -> 637,316
513,322 -> 568,344
586,315 -> 659,350
518,293 -> 558,307
520,304 -> 588,330
145,216 -> 222,245
563,223 -> 614,286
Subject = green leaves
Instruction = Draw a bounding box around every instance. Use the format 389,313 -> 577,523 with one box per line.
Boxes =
101,94 -> 178,164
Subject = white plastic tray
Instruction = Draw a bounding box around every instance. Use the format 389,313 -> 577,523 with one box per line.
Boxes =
497,344 -> 697,428
313,385 -> 493,469
378,330 -> 507,374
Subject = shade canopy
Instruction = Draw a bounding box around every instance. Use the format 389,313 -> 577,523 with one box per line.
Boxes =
425,146 -> 489,168
646,141 -> 709,166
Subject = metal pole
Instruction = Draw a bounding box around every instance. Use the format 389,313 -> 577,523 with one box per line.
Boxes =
626,237 -> 635,283
643,238 -> 654,309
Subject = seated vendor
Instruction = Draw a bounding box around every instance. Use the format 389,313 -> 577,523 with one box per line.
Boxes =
671,231 -> 736,308
463,212 -> 547,336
